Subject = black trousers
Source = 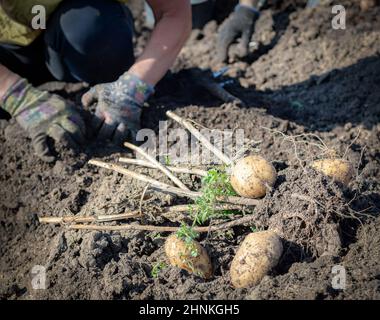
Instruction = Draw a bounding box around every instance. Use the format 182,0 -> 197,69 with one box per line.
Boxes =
0,0 -> 135,85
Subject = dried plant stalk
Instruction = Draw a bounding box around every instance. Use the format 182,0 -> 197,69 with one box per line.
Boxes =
166,111 -> 233,166
39,203 -> 245,225
38,212 -> 141,224
89,159 -> 260,206
119,158 -> 207,176
68,213 -> 257,233
124,141 -> 190,191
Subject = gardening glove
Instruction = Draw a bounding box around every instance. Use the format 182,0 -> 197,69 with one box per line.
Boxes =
81,72 -> 154,145
0,78 -> 86,163
216,4 -> 260,62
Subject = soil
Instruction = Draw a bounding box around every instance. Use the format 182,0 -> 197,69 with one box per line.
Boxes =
1,0 -> 380,300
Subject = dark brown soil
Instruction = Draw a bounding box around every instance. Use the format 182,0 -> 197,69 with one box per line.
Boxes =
1,0 -> 379,300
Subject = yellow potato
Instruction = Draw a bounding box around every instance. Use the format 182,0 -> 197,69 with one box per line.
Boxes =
165,234 -> 212,279
231,155 -> 277,198
230,231 -> 283,288
360,0 -> 376,11
311,158 -> 353,185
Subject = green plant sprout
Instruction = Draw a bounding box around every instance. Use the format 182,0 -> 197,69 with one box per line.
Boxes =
190,167 -> 237,225
164,155 -> 171,166
250,226 -> 258,233
151,261 -> 167,278
150,232 -> 163,241
224,229 -> 235,240
176,222 -> 200,257
175,168 -> 239,258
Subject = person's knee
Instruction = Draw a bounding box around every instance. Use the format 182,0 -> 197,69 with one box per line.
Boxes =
45,0 -> 135,84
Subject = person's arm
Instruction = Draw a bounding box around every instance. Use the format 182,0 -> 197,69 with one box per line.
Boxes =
240,0 -> 260,7
129,0 -> 192,86
82,0 -> 192,144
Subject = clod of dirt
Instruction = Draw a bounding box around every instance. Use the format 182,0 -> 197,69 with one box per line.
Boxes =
253,167 -> 349,259
78,232 -> 116,270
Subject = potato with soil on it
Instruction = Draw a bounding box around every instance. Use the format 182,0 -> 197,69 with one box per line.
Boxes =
360,0 -> 377,11
230,155 -> 277,199
230,230 -> 283,289
165,234 -> 212,279
311,158 -> 354,185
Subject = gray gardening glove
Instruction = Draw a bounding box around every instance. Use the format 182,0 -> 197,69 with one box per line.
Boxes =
0,78 -> 86,162
82,72 -> 154,145
217,4 -> 260,62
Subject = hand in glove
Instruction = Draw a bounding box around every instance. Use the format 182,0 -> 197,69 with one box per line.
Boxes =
81,72 -> 154,145
216,4 -> 260,62
1,78 -> 86,162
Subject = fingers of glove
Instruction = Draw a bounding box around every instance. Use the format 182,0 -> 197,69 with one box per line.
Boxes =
217,25 -> 238,62
91,108 -> 105,134
47,94 -> 68,109
31,131 -> 55,163
47,123 -> 79,149
97,120 -> 118,142
126,120 -> 141,144
60,116 -> 86,145
112,123 -> 129,146
81,87 -> 98,108
237,28 -> 253,58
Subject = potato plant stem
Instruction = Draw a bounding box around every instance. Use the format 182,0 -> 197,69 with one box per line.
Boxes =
118,158 -> 207,176
38,203 -> 246,225
166,111 -> 233,166
38,212 -> 141,224
124,141 -> 190,191
68,213 -> 257,233
89,159 -> 261,206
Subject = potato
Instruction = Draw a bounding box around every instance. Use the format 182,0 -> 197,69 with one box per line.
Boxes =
311,158 -> 353,185
165,234 -> 212,279
230,231 -> 283,288
230,155 -> 277,198
360,0 -> 376,11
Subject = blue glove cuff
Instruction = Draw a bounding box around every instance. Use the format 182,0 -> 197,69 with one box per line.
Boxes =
235,4 -> 260,17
